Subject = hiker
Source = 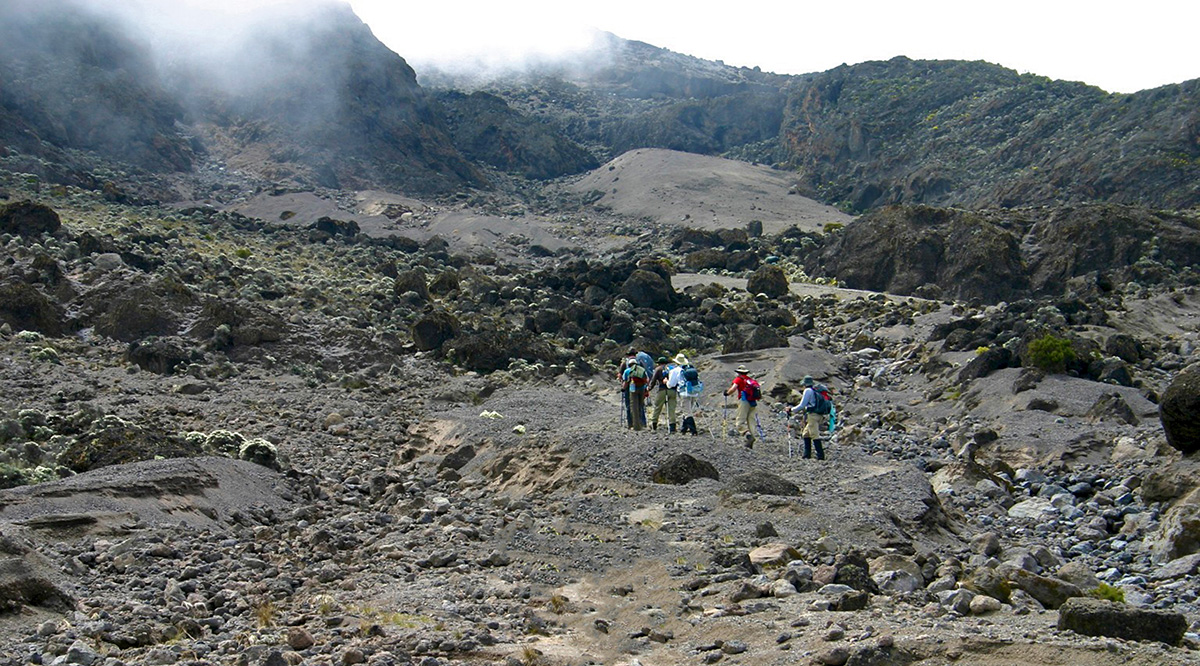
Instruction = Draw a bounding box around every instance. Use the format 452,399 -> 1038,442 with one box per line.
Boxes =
789,375 -> 830,460
650,356 -> 678,433
627,348 -> 652,427
622,358 -> 649,431
672,353 -> 701,435
724,364 -> 761,448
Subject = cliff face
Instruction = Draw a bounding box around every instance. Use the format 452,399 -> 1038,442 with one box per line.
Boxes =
0,0 -> 194,172
779,57 -> 1200,211
0,0 -> 483,196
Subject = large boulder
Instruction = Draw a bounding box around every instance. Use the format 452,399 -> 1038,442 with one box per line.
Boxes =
722,472 -> 800,497
652,454 -> 719,485
1161,365 -> 1200,454
1002,567 -> 1082,609
746,265 -> 789,298
1148,487 -> 1200,563
819,205 -> 1027,303
0,529 -> 75,612
412,311 -> 460,351
0,200 -> 61,237
126,337 -> 201,375
0,281 -> 66,335
620,269 -> 674,311
1057,597 -> 1187,645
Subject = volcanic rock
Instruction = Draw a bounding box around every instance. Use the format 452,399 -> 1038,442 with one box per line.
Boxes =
0,201 -> 60,237
1160,365 -> 1200,455
1057,597 -> 1187,645
651,454 -> 719,485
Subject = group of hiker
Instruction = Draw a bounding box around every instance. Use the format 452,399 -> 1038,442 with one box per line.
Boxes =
619,349 -> 702,434
620,349 -> 836,459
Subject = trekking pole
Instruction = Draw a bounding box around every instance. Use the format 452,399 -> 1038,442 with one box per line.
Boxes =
700,396 -> 710,444
721,395 -> 729,444
783,409 -> 793,458
754,411 -> 768,444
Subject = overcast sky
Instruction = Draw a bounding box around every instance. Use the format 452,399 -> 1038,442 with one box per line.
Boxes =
348,0 -> 1198,94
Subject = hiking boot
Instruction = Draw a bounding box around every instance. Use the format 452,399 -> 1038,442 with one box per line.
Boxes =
744,433 -> 754,448
669,423 -> 676,434
652,422 -> 658,431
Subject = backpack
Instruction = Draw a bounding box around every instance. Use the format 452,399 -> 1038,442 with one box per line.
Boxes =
743,377 -> 762,402
635,351 -> 654,378
678,364 -> 703,396
809,386 -> 832,415
628,363 -> 648,387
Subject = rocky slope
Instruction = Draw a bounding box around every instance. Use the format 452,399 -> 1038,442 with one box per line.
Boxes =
2,151 -> 1200,665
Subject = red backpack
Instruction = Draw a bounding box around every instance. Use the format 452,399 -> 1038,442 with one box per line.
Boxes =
742,377 -> 762,402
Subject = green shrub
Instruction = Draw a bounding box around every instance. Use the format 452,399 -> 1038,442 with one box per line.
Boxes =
1027,334 -> 1075,373
823,222 -> 845,233
1088,583 -> 1125,603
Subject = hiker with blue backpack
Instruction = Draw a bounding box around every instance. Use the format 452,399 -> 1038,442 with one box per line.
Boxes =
724,365 -> 762,449
673,354 -> 703,435
789,375 -> 834,460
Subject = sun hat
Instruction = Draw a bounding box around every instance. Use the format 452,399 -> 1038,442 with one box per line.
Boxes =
736,365 -> 750,374
803,375 -> 814,386
673,353 -> 689,365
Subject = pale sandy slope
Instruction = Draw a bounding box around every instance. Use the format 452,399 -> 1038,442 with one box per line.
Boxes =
564,148 -> 854,234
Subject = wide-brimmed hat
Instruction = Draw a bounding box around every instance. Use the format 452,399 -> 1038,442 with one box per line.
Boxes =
674,353 -> 689,365
656,356 -> 668,363
736,365 -> 750,374
802,375 -> 814,386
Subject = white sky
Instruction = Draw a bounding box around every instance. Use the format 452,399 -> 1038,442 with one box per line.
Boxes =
348,0 -> 1199,94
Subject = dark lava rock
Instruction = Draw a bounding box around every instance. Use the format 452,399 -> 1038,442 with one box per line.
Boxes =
746,265 -> 789,298
1087,392 -> 1138,426
439,444 -> 476,472
1161,365 -> 1200,455
1057,597 -> 1187,645
394,267 -> 432,301
651,454 -> 719,485
311,216 -> 360,237
0,200 -> 61,237
820,205 -> 1027,303
189,298 -> 285,348
0,530 -> 75,612
412,311 -> 460,351
437,89 -> 598,180
94,284 -> 186,342
58,417 -> 202,473
1088,357 -> 1133,387
722,472 -> 800,497
957,347 -> 1012,383
126,337 -> 201,375
0,281 -> 66,335
685,249 -> 728,271
621,269 -> 675,310
1105,333 -> 1143,364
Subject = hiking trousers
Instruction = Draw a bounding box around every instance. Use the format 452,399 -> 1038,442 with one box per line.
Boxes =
801,412 -> 823,439
736,400 -> 756,442
629,388 -> 647,431
652,389 -> 677,428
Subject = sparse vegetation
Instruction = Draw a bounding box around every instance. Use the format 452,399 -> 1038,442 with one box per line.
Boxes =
1027,334 -> 1076,373
1088,583 -> 1126,603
